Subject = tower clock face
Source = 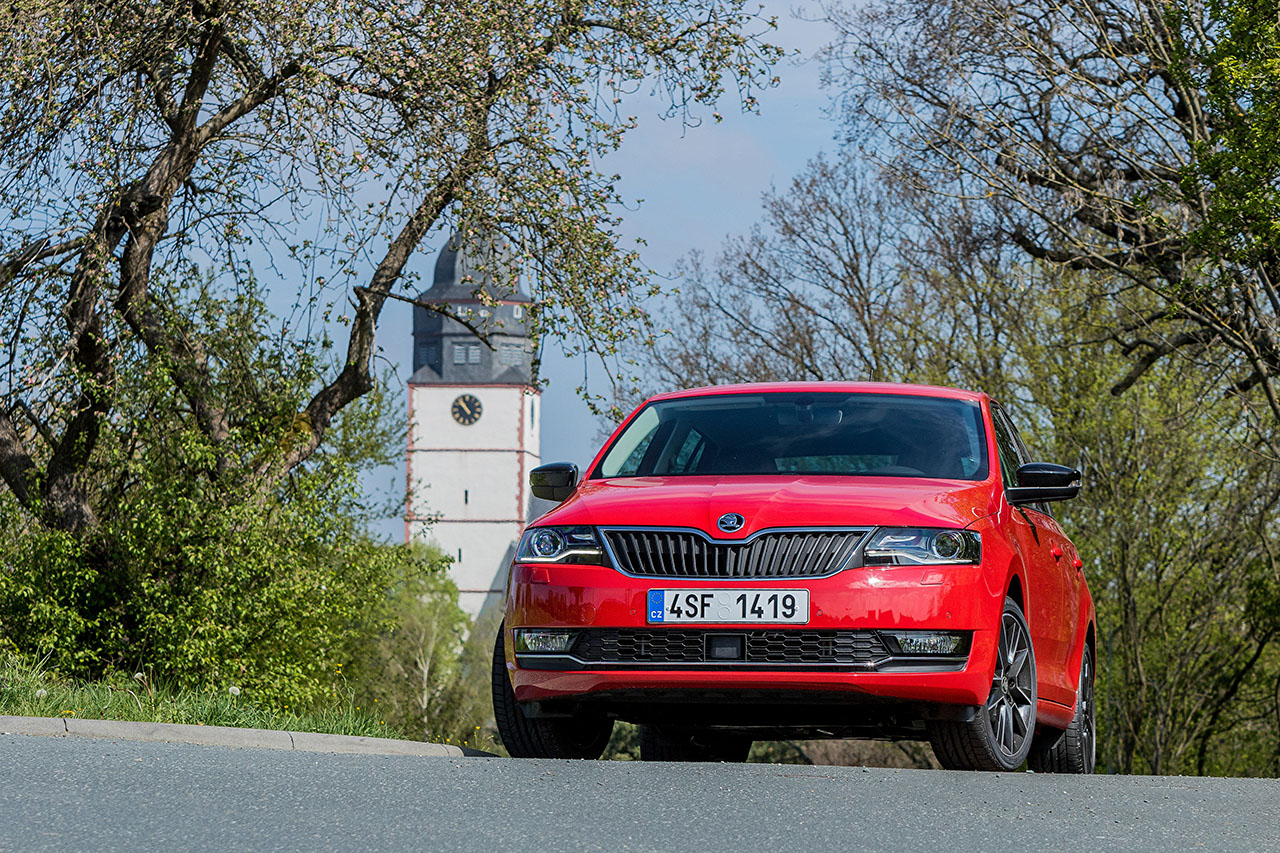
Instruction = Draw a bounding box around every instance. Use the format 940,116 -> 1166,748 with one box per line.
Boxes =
451,394 -> 483,426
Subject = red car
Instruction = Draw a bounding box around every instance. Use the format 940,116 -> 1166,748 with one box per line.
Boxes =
492,382 -> 1096,772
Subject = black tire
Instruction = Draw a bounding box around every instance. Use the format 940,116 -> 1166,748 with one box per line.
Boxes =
1029,644 -> 1096,774
929,596 -> 1038,771
638,725 -> 752,762
491,627 -> 613,759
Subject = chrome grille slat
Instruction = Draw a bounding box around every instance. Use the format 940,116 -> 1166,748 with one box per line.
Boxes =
763,535 -> 781,578
619,532 -> 633,573
641,533 -> 658,576
782,533 -> 800,578
600,528 -> 868,579
797,534 -> 815,576
799,533 -> 822,576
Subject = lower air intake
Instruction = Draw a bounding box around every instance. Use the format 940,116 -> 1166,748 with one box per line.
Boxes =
571,629 -> 891,667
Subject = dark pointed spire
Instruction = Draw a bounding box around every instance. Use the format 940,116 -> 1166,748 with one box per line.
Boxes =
410,230 -> 534,386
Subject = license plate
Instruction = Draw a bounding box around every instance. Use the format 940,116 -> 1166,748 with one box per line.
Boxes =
647,589 -> 809,624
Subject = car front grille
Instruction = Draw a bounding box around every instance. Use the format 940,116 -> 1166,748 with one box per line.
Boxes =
600,528 -> 868,579
571,629 -> 891,667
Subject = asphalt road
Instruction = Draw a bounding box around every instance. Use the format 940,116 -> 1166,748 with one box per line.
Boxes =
3,733 -> 1278,852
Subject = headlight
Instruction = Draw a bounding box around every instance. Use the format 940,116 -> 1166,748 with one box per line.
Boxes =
863,528 -> 981,566
516,526 -> 609,565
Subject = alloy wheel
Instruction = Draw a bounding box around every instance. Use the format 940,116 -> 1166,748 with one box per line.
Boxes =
1079,649 -> 1096,772
987,610 -> 1035,758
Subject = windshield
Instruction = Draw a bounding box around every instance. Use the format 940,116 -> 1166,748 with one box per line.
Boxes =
594,392 -> 988,480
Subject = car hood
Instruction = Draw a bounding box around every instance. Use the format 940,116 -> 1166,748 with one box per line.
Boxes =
535,475 -> 998,537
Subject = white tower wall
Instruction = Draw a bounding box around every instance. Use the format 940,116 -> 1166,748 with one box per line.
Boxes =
406,384 -> 541,616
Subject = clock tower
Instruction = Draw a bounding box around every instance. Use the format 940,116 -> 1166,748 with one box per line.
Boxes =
406,231 -> 540,617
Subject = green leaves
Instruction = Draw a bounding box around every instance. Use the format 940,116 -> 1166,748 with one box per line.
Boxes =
0,276 -> 411,709
1173,0 -> 1280,267
823,0 -> 1280,433
342,544 -> 495,746
0,0 -> 782,530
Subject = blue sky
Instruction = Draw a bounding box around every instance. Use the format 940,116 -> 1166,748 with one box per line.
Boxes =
369,3 -> 841,537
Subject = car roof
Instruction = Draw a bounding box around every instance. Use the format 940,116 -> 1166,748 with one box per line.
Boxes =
646,381 -> 987,404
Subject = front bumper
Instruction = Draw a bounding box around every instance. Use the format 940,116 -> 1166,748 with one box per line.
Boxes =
505,560 -> 1004,709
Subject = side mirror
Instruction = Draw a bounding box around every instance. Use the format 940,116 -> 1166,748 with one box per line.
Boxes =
530,461 -> 579,503
1006,462 -> 1081,505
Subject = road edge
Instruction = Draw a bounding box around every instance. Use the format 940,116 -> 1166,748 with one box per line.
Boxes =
0,715 -> 475,757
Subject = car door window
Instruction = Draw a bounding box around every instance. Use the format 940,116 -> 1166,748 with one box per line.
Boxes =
989,404 -> 1024,489
992,403 -> 1052,517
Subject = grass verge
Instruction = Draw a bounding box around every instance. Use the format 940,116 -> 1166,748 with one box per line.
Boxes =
0,653 -> 405,739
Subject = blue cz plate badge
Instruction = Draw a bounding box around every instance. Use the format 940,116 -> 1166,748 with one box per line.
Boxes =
647,590 -> 667,622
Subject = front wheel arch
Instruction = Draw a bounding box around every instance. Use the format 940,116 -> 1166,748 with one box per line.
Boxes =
1005,573 -> 1025,614
929,595 -> 1038,771
491,624 -> 613,759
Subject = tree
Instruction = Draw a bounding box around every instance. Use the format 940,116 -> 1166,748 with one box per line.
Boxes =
644,155 -> 1280,774
0,280 -> 419,705
345,543 -> 498,747
648,156 -> 1038,390
0,0 -> 782,533
822,0 -> 1280,439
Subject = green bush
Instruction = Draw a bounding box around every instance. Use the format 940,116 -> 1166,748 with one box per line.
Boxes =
344,545 -> 498,747
0,479 -> 412,711
0,279 -> 413,712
